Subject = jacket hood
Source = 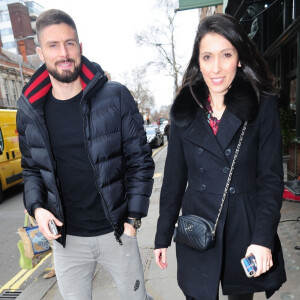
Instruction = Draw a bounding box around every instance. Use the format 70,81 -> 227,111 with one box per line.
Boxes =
21,55 -> 107,109
171,69 -> 259,128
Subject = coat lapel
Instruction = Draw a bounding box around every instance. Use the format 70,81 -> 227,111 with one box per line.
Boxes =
184,109 -> 224,159
216,108 -> 242,151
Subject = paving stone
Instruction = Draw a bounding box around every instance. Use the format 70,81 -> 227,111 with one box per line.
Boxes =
287,265 -> 300,271
280,293 -> 295,299
285,259 -> 295,265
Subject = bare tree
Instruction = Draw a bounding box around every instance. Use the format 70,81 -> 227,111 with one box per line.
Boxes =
135,0 -> 181,97
150,104 -> 172,124
159,104 -> 172,120
123,67 -> 155,118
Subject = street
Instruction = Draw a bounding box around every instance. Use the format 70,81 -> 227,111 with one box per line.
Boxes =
0,180 -> 56,300
0,183 -> 25,287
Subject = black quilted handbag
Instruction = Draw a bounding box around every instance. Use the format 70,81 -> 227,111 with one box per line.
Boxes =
173,215 -> 215,251
173,122 -> 247,252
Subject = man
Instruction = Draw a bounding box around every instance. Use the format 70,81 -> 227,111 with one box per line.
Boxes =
17,9 -> 154,300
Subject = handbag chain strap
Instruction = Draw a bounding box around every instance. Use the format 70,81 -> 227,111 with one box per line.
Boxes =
212,121 -> 248,235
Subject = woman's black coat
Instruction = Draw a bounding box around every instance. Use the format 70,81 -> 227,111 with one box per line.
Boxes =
155,71 -> 286,299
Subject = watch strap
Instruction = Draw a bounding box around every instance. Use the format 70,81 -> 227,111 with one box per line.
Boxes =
125,218 -> 141,229
125,218 -> 135,226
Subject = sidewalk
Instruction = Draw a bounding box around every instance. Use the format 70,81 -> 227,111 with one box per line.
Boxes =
18,145 -> 300,300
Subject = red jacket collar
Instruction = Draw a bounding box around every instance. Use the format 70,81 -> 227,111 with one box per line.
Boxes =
22,55 -> 100,105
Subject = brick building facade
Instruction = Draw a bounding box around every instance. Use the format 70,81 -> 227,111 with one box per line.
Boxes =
0,39 -> 41,109
8,2 -> 36,56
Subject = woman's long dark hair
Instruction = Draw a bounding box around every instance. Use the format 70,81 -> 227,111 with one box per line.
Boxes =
182,13 -> 276,101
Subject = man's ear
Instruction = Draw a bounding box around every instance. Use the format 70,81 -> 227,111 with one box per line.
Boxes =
238,61 -> 242,67
36,47 -> 45,62
80,43 -> 83,54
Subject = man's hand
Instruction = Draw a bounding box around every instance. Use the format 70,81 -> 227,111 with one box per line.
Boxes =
154,248 -> 168,270
245,244 -> 273,277
34,208 -> 63,240
123,222 -> 136,237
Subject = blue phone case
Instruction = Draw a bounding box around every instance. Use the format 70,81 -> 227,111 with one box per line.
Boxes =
241,254 -> 257,277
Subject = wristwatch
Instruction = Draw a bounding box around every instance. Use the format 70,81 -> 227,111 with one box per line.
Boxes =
125,218 -> 141,229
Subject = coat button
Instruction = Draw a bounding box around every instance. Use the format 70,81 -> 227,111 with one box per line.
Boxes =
199,168 -> 205,174
229,187 -> 236,194
223,167 -> 230,173
197,148 -> 204,155
225,149 -> 231,156
200,184 -> 206,191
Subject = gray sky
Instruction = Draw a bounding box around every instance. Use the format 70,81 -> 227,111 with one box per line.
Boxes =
36,0 -> 200,108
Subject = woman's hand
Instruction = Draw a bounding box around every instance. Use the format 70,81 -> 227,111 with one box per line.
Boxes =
154,248 -> 168,270
245,244 -> 273,277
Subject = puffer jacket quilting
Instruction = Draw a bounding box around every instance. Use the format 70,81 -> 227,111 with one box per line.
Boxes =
17,55 -> 154,246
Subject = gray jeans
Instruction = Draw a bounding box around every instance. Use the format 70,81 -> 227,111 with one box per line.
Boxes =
53,232 -> 153,300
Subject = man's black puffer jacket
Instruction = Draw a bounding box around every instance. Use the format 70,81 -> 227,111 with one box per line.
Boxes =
17,56 -> 154,246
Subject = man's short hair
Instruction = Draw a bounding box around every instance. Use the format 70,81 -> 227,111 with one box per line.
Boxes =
36,9 -> 78,43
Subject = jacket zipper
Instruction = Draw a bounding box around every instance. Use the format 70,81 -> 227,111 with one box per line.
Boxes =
18,97 -> 65,224
79,96 -> 123,246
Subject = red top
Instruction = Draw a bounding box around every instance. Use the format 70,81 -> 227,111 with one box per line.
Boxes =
205,96 -> 221,135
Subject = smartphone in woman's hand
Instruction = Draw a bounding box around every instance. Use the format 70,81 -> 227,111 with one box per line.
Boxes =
241,253 -> 257,277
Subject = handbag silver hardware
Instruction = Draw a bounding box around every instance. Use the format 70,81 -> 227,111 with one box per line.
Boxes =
185,224 -> 194,232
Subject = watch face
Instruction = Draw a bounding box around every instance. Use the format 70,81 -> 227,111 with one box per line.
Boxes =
134,219 -> 141,229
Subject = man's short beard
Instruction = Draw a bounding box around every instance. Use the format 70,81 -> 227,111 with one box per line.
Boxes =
47,59 -> 82,83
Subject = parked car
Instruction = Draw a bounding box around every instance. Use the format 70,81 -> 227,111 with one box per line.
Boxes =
159,124 -> 166,134
0,109 -> 23,204
145,126 -> 164,148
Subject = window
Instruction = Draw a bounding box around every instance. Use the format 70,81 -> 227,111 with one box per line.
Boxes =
0,12 -> 10,22
17,81 -> 22,97
0,28 -> 12,36
290,78 -> 297,111
2,42 -> 15,49
10,80 -> 17,103
25,1 -> 44,16
292,0 -> 296,20
3,79 -> 10,106
287,43 -> 297,74
263,0 -> 284,50
0,128 -> 4,153
0,2 -> 7,11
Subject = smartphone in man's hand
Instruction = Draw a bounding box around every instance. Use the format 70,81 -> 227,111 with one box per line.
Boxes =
49,219 -> 58,235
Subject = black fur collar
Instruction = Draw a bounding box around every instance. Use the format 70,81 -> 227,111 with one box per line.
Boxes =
171,69 -> 259,128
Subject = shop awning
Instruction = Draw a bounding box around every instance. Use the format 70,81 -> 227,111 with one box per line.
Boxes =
177,0 -> 223,11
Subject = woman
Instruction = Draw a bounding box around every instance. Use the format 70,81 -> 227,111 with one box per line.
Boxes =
154,14 -> 286,300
